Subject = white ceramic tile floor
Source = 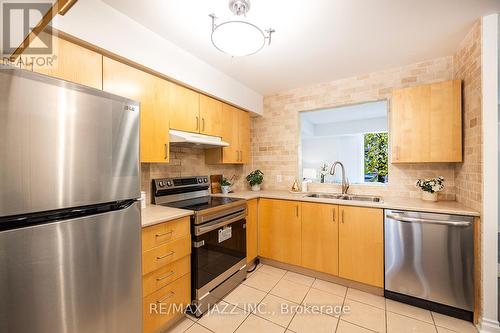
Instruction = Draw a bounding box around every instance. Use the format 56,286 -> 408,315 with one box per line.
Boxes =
164,264 -> 478,333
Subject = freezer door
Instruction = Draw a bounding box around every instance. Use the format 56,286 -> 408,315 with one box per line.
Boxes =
0,201 -> 142,333
384,210 -> 474,311
0,68 -> 140,217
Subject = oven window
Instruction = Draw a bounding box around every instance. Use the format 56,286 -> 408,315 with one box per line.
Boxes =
192,219 -> 246,290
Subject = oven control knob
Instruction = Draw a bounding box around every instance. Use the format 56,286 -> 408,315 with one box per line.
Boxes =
166,181 -> 172,187
198,178 -> 203,184
203,178 -> 208,183
158,181 -> 164,187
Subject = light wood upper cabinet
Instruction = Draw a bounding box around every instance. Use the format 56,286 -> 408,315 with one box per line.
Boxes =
199,95 -> 223,137
258,199 -> 301,266
169,84 -> 200,133
301,202 -> 339,276
239,110 -> 251,163
338,206 -> 384,287
31,34 -> 103,89
246,199 -> 258,264
103,57 -> 170,163
391,79 -> 462,163
205,103 -> 250,164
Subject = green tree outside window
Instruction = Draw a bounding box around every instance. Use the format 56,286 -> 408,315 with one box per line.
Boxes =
364,132 -> 388,183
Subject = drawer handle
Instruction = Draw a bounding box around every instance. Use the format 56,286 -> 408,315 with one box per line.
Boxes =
156,291 -> 175,303
156,251 -> 175,260
155,230 -> 174,237
156,271 -> 175,281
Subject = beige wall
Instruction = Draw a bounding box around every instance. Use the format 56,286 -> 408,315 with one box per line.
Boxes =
453,20 -> 483,213
253,57 -> 457,200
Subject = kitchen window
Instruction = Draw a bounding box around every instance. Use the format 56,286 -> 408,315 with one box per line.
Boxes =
300,100 -> 388,185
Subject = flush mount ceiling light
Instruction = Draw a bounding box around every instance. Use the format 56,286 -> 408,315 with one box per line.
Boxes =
210,0 -> 275,57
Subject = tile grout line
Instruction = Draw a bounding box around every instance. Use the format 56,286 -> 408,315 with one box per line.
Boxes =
283,276 -> 315,333
333,285 -> 346,333
248,266 -> 297,331
385,297 -> 388,333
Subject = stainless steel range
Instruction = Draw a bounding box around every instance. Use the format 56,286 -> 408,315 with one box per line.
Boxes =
153,176 -> 247,317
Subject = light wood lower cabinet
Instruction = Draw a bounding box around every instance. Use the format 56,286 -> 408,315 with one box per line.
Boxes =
258,199 -> 301,266
256,200 -> 383,287
142,216 -> 190,252
301,202 -> 339,276
143,274 -> 190,333
338,205 -> 384,287
142,217 -> 191,333
142,255 -> 190,298
246,199 -> 258,263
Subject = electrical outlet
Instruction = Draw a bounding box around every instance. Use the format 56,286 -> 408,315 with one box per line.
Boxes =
276,175 -> 283,183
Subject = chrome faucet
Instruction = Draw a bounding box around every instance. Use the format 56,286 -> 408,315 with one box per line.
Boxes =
330,161 -> 350,194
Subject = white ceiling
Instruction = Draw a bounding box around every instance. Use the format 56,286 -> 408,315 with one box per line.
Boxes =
103,0 -> 500,95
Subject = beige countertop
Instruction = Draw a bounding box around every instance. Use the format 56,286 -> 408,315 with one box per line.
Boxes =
141,205 -> 193,228
213,190 -> 480,217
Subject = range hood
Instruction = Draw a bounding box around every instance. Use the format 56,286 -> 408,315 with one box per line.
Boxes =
169,129 -> 229,148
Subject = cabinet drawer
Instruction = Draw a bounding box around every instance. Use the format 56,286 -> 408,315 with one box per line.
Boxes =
142,217 -> 190,252
143,274 -> 190,333
143,255 -> 190,297
142,235 -> 191,275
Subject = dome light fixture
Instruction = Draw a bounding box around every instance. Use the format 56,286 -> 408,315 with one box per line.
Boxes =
210,0 -> 275,57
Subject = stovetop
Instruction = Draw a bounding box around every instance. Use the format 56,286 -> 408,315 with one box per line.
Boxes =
159,196 -> 243,211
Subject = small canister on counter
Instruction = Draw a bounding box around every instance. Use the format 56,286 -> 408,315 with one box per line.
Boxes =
140,191 -> 147,209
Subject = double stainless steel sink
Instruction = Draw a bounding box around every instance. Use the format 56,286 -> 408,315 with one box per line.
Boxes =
304,193 -> 383,203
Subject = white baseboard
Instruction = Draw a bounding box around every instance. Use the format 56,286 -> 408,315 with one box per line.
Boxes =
479,317 -> 500,333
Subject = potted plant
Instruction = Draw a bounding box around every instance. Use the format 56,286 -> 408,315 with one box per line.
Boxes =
246,169 -> 264,191
415,176 -> 445,202
221,177 -> 232,194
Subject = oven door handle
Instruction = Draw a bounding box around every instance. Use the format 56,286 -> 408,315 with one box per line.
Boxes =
195,212 -> 246,236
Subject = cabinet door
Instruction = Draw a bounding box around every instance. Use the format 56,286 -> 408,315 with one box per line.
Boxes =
103,57 -> 170,163
391,79 -> 461,163
32,34 -> 102,89
220,104 -> 240,163
301,202 -> 339,275
199,95 -> 222,137
258,199 -> 301,266
246,199 -> 258,264
338,206 -> 383,287
238,110 -> 251,164
169,84 -> 200,133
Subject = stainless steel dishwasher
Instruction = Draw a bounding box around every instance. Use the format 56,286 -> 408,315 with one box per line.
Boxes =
384,209 -> 474,321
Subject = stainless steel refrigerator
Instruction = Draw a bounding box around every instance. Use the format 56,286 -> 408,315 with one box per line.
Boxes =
0,67 -> 142,333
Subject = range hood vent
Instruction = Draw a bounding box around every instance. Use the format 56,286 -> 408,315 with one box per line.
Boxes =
169,129 -> 229,148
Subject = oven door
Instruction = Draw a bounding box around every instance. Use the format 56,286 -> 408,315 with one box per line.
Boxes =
192,211 -> 247,296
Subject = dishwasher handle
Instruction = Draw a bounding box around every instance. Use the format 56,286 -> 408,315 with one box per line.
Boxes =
386,213 -> 472,227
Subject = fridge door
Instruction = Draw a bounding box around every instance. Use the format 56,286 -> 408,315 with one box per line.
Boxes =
0,201 -> 142,333
384,210 -> 474,311
0,67 -> 140,217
